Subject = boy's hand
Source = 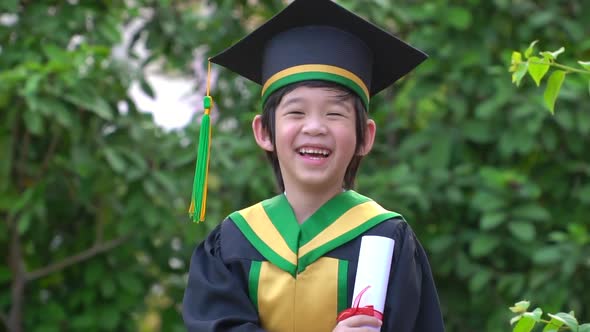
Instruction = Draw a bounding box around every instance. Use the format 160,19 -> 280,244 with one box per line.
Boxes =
333,315 -> 382,332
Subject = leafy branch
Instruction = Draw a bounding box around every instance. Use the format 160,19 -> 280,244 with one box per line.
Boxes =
510,300 -> 590,332
25,235 -> 129,281
509,40 -> 590,114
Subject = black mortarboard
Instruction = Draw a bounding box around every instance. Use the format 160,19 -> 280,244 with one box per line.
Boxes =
190,0 -> 427,222
210,0 -> 428,109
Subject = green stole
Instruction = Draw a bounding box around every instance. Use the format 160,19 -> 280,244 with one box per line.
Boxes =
229,190 -> 400,332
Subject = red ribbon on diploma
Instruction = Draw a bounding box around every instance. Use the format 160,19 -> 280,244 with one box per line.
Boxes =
337,285 -> 383,322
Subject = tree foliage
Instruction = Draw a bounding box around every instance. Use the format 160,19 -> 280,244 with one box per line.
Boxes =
1,1 -> 204,331
1,1 -> 589,331
510,300 -> 590,332
509,40 -> 590,113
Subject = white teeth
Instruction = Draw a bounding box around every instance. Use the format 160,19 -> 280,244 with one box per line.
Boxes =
298,148 -> 330,156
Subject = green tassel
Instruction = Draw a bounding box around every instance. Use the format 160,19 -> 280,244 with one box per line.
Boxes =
189,96 -> 213,222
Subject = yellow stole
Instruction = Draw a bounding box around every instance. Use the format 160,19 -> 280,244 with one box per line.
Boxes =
230,191 -> 400,332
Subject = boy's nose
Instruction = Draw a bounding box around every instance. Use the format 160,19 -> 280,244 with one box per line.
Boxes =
301,117 -> 327,136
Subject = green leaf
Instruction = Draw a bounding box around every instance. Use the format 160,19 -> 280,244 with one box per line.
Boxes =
42,44 -> 68,63
462,120 -> 494,143
103,147 -> 126,173
544,70 -> 566,114
513,315 -> 536,332
446,7 -> 472,30
153,171 -> 177,195
525,40 -> 538,58
480,212 -> 506,230
62,91 -> 113,120
123,148 -> 149,180
511,51 -> 522,69
0,66 -> 27,86
44,302 -> 67,322
532,246 -> 562,264
540,47 -> 565,60
84,262 -> 104,285
543,317 -> 564,331
523,308 -> 542,322
100,14 -> 123,44
41,98 -> 74,128
579,323 -> 590,332
512,204 -> 550,221
527,56 -> 550,86
547,313 -> 578,330
100,279 -> 116,298
23,73 -> 43,95
143,179 -> 159,199
100,307 -> 121,330
469,235 -> 500,257
508,221 -> 536,242
139,77 -> 155,99
510,300 -> 531,313
511,315 -> 523,326
428,235 -> 454,253
471,191 -> 507,211
117,273 -> 143,295
567,223 -> 589,245
23,109 -> 44,135
548,231 -> 568,242
0,0 -> 18,11
11,187 -> 34,214
17,214 -> 32,234
512,62 -> 528,86
577,60 -> 590,71
469,269 -> 492,292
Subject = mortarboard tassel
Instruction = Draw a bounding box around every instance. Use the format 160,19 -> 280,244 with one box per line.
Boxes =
189,60 -> 214,222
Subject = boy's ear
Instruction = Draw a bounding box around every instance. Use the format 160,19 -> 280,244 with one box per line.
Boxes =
252,115 -> 274,152
358,119 -> 376,156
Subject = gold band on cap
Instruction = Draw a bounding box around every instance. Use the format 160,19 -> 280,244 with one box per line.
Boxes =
261,64 -> 369,102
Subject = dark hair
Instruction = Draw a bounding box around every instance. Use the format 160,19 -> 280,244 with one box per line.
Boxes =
260,80 -> 369,192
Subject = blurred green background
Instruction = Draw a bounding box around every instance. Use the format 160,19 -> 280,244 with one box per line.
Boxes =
1,0 -> 589,331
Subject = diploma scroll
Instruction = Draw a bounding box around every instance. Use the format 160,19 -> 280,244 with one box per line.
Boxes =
352,235 -> 395,314
337,235 -> 395,328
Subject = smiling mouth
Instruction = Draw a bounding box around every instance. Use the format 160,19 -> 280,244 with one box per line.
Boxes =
297,147 -> 331,158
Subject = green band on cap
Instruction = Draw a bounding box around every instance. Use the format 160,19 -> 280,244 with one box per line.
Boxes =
261,72 -> 370,109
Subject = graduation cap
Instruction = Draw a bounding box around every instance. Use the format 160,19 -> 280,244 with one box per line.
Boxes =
212,0 -> 427,109
190,0 -> 427,222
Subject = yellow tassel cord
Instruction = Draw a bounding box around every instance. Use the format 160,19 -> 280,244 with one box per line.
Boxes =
189,61 -> 214,222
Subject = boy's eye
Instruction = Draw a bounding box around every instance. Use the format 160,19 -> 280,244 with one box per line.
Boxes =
285,110 -> 304,116
327,111 -> 347,118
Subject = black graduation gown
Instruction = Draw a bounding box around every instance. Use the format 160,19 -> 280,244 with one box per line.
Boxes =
182,192 -> 444,332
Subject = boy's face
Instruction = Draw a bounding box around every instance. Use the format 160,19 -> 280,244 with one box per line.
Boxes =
256,86 -> 371,194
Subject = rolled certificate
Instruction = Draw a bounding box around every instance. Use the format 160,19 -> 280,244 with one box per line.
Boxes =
337,236 -> 395,327
352,235 -> 395,315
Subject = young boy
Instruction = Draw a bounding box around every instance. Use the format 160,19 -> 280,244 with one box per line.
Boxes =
183,0 -> 444,331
